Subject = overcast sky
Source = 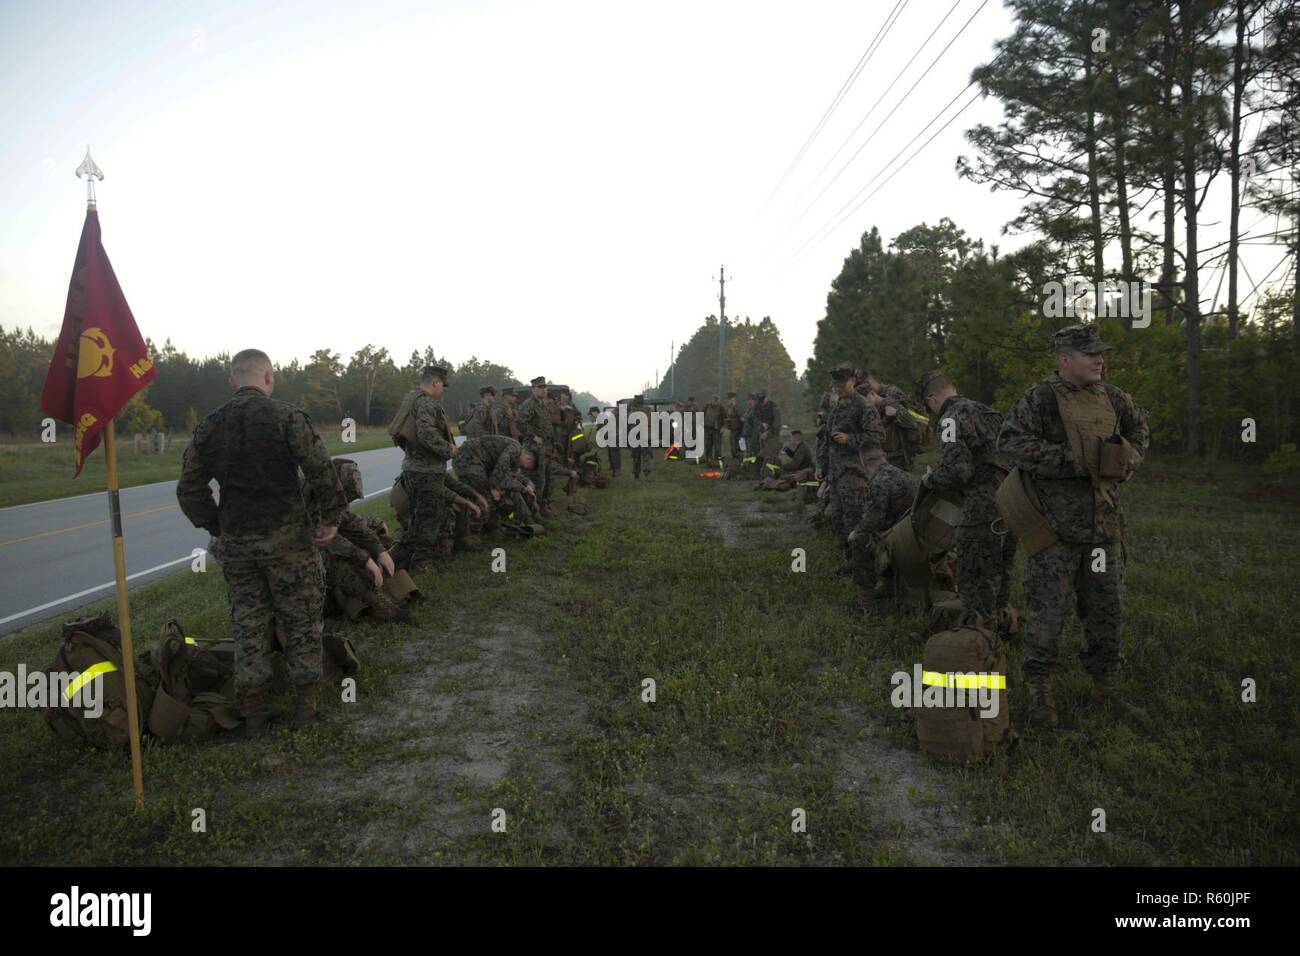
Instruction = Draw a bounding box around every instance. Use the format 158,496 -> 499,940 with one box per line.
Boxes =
1,0 -> 1292,404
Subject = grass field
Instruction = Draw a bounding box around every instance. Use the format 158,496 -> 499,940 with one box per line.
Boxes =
0,427 -> 393,508
0,452 -> 1295,865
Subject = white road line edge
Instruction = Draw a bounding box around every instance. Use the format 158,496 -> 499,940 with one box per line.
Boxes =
0,554 -> 194,627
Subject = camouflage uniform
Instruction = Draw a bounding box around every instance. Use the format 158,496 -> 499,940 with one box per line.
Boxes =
456,435 -> 536,523
755,397 -> 782,472
497,399 -> 522,440
924,393 -> 1017,624
177,385 -> 345,701
725,399 -> 744,462
702,400 -> 724,465
464,402 -> 498,438
816,384 -> 885,591
630,398 -> 654,479
999,365 -> 1149,680
778,440 -> 814,476
517,391 -> 553,501
853,460 -> 919,594
392,391 -> 455,570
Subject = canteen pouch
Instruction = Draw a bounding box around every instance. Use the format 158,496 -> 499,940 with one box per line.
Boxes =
1097,434 -> 1131,480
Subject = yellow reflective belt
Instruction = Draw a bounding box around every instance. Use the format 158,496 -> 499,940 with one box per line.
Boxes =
65,661 -> 118,700
743,457 -> 756,464
908,409 -> 930,425
571,433 -> 585,442
921,671 -> 1006,690
798,481 -> 820,487
766,463 -> 778,473
185,637 -> 198,645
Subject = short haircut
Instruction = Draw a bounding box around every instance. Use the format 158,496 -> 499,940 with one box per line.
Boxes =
925,373 -> 953,396
230,349 -> 271,379
791,430 -> 802,437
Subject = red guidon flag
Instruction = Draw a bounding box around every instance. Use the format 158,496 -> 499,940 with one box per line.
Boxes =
40,208 -> 156,475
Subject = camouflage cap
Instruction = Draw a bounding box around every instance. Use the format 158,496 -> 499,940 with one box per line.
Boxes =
829,362 -> 856,382
480,385 -> 496,396
862,446 -> 887,463
422,364 -> 450,382
530,376 -> 548,387
755,390 -> 767,399
1053,323 -> 1111,354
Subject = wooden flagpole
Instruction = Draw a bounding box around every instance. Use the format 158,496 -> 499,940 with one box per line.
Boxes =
104,420 -> 146,809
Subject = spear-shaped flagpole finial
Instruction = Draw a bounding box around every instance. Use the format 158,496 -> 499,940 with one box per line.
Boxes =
76,146 -> 104,208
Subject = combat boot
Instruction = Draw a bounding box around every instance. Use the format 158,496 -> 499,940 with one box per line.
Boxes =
293,683 -> 319,729
1025,679 -> 1058,731
1090,671 -> 1150,726
241,693 -> 271,739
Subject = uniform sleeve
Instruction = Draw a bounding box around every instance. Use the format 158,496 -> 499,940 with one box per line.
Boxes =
446,475 -> 476,499
176,431 -> 220,535
414,397 -> 453,459
854,479 -> 889,538
329,511 -> 380,562
842,401 -> 885,450
491,449 -> 517,487
927,405 -> 974,490
815,428 -> 829,474
998,389 -> 1074,479
286,411 -> 346,527
464,409 -> 484,439
1112,387 -> 1150,471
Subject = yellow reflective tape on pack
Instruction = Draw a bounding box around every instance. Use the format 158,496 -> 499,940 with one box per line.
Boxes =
908,409 -> 930,425
571,433 -> 585,442
921,671 -> 1006,690
766,463 -> 778,473
185,637 -> 198,645
64,661 -> 118,700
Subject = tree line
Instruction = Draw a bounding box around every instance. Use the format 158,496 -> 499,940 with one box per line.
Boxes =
0,330 -> 601,438
808,0 -> 1298,460
653,315 -> 805,425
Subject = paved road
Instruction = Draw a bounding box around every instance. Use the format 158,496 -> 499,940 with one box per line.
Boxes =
0,446 -> 405,637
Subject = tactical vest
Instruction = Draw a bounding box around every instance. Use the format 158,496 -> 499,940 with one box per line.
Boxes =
1051,381 -> 1122,505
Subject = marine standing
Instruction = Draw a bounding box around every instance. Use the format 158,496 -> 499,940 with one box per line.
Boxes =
997,324 -> 1150,728
177,348 -> 346,734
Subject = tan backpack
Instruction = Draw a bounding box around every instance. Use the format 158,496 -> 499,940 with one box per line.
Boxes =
915,614 -> 1011,763
44,614 -> 155,750
387,390 -> 421,448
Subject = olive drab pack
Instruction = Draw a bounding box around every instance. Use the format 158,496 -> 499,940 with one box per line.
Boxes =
387,389 -> 421,449
995,467 -> 1058,556
916,613 -> 1011,762
44,614 -> 155,750
143,620 -> 241,742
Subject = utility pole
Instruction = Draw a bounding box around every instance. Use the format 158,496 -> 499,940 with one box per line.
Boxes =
717,266 -> 729,400
670,341 -> 675,399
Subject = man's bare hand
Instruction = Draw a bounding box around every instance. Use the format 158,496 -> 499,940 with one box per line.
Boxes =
313,525 -> 337,545
884,405 -> 897,418
377,551 -> 395,576
832,432 -> 848,445
491,488 -> 502,501
365,558 -> 382,589
473,492 -> 489,512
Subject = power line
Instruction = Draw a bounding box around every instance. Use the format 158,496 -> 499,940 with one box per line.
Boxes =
788,65 -> 993,265
780,0 -> 965,237
758,0 -> 908,213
